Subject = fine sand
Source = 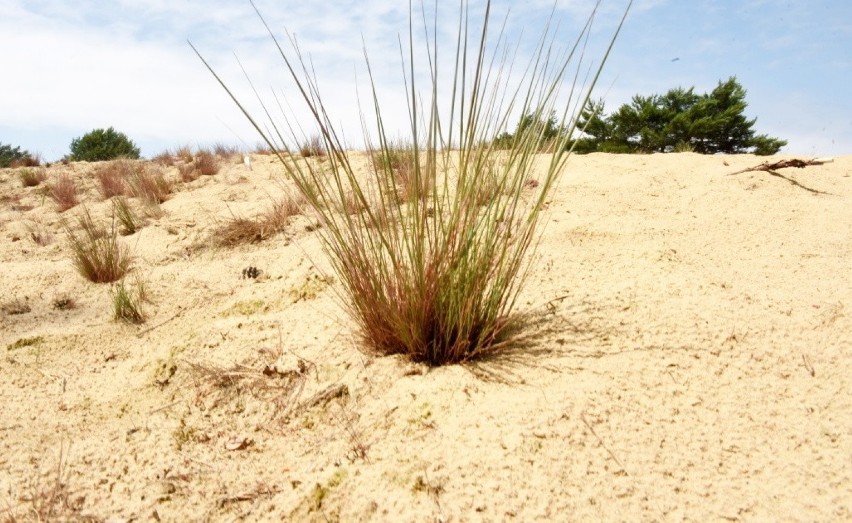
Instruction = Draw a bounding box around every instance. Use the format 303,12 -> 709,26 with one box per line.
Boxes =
1,152 -> 850,521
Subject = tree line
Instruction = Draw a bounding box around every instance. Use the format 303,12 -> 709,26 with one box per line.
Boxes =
496,77 -> 786,155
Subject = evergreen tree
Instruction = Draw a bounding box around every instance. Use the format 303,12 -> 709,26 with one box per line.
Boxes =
571,77 -> 786,155
69,127 -> 141,162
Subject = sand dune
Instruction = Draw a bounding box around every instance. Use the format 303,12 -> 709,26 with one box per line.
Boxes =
1,152 -> 849,521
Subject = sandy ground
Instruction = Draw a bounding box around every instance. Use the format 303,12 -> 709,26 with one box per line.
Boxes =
0,151 -> 849,522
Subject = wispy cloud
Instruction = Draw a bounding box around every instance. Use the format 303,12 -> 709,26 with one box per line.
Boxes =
1,0 -> 849,158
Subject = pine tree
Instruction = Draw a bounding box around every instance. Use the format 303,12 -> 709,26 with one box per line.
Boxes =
570,77 -> 786,155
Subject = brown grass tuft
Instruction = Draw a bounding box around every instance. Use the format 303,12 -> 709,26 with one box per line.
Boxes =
299,135 -> 325,158
50,175 -> 79,212
126,165 -> 172,204
93,160 -> 131,199
195,151 -> 220,176
63,206 -> 132,283
19,168 -> 47,187
213,195 -> 301,248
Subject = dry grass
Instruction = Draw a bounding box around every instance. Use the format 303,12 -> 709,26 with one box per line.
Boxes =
50,175 -> 79,212
25,221 -> 53,246
2,444 -> 100,523
93,160 -> 132,199
195,151 -> 220,176
213,143 -> 242,158
63,206 -> 132,283
298,135 -> 325,158
112,197 -> 141,235
1,297 -> 31,316
212,195 -> 301,248
126,165 -> 172,204
19,168 -> 47,188
151,150 -> 175,166
9,153 -> 41,168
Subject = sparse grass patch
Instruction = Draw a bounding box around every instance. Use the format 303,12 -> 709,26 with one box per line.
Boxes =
50,175 -> 79,212
178,163 -> 199,182
212,195 -> 301,247
2,297 -> 31,315
93,160 -> 131,198
195,151 -> 220,176
3,444 -> 98,522
112,197 -> 141,235
53,294 -> 77,310
19,167 -> 47,187
126,165 -> 172,204
25,221 -> 53,246
111,275 -> 147,323
298,135 -> 325,158
151,150 -> 174,166
213,142 -> 242,158
174,145 -> 194,163
63,206 -> 132,283
254,142 -> 275,155
7,336 -> 44,351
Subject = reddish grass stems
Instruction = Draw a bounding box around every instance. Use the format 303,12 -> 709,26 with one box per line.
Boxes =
51,175 -> 79,212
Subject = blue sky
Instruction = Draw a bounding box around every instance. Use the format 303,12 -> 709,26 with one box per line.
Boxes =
1,0 -> 850,161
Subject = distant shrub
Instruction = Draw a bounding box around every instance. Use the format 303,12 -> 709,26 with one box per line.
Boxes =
69,127 -> 141,162
1,143 -> 37,168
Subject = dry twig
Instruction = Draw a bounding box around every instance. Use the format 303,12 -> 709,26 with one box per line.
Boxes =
726,157 -> 833,176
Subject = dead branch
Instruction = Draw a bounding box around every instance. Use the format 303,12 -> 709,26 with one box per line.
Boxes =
726,157 -> 834,176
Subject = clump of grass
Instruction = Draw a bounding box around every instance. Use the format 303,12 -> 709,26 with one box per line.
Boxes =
174,145 -> 194,163
10,153 -> 42,168
63,206 -> 132,283
50,175 -> 79,212
151,150 -> 174,166
195,151 -> 220,176
299,135 -> 325,158
113,196 -> 141,235
53,294 -> 77,310
212,194 -> 301,247
213,142 -> 242,158
111,275 -> 147,323
19,167 -> 47,187
94,160 -> 134,198
2,296 -> 31,315
193,1 -> 629,365
178,163 -> 199,182
126,165 -> 172,204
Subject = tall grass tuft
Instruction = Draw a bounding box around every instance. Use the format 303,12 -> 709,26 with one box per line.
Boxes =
111,275 -> 148,323
51,175 -> 79,212
63,206 -> 132,283
193,1 -> 629,365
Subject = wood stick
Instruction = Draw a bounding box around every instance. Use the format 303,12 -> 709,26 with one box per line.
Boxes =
726,157 -> 833,176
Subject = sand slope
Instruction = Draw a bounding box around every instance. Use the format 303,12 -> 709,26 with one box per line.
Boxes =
1,152 -> 849,521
